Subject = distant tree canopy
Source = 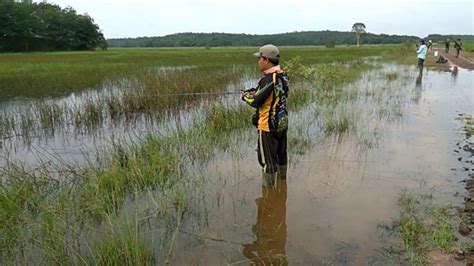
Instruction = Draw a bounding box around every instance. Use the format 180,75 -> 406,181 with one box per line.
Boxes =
351,22 -> 366,47
108,31 -> 419,48
325,37 -> 335,48
0,0 -> 106,52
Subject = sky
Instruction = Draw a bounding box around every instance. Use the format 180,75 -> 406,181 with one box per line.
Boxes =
40,0 -> 473,39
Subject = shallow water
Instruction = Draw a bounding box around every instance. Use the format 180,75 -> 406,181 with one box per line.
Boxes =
170,65 -> 473,264
1,63 -> 472,264
0,75 -> 254,171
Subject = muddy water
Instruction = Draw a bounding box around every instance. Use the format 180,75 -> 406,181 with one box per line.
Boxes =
171,66 -> 473,264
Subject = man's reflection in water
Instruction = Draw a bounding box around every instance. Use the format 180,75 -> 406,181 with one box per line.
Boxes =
413,74 -> 423,104
451,66 -> 458,81
243,169 -> 288,265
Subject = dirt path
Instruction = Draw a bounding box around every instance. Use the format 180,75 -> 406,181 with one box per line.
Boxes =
434,48 -> 474,70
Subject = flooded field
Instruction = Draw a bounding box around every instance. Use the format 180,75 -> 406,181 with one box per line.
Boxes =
0,47 -> 472,264
170,65 -> 473,264
0,74 -> 252,171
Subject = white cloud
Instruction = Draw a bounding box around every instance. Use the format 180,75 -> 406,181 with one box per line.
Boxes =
42,0 -> 473,38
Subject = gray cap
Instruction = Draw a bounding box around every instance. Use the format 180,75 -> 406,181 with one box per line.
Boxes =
253,44 -> 280,60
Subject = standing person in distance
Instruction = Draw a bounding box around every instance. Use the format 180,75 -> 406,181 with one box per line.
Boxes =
416,39 -> 428,76
427,40 -> 433,51
454,38 -> 462,58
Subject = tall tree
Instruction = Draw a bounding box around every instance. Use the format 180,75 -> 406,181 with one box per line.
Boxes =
351,22 -> 366,47
0,1 -> 104,52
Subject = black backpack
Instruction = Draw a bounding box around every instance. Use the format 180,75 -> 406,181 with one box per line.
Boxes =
269,71 -> 289,133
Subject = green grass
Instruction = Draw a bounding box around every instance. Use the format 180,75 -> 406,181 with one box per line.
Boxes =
377,191 -> 464,265
398,192 -> 428,264
0,45 -> 402,100
0,64 -> 247,141
0,44 -> 422,263
94,217 -> 154,265
0,45 -> 405,143
0,99 -> 256,262
463,41 -> 474,52
458,114 -> 474,138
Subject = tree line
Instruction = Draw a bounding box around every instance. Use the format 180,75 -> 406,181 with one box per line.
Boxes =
425,34 -> 474,43
0,0 -> 106,52
108,31 -> 420,48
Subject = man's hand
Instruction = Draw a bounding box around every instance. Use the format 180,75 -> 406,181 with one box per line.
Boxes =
243,91 -> 255,97
241,88 -> 256,100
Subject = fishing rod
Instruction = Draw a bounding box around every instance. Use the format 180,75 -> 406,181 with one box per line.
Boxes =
450,37 -> 462,48
127,90 -> 245,97
159,91 -> 243,96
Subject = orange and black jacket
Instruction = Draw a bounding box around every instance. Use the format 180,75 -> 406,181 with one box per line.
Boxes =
243,69 -> 288,132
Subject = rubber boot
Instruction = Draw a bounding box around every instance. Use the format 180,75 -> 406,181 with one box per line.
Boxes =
262,171 -> 276,188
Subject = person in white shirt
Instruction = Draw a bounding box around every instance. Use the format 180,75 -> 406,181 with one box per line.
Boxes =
416,39 -> 428,75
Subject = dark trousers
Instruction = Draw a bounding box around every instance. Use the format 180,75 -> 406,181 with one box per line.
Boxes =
418,58 -> 424,75
418,58 -> 424,67
257,130 -> 287,174
456,49 -> 460,57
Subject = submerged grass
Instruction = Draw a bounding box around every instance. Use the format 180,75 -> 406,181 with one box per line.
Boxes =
1,65 -> 246,142
94,216 -> 154,265
458,114 -> 474,138
375,190 -> 465,265
0,62 -> 327,263
0,45 -> 408,144
286,55 -> 412,150
0,100 -> 254,262
0,45 -> 402,101
0,45 -> 420,263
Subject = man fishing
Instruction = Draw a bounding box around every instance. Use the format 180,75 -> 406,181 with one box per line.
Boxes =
242,44 -> 289,177
416,39 -> 428,76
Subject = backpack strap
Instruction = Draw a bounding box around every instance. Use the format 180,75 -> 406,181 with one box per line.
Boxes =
271,72 -> 280,111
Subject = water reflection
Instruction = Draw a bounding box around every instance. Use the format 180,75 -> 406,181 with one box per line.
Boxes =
413,74 -> 423,104
179,65 -> 473,263
243,172 -> 288,265
451,66 -> 458,83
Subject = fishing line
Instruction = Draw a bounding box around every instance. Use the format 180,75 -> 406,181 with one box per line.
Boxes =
131,91 -> 244,97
